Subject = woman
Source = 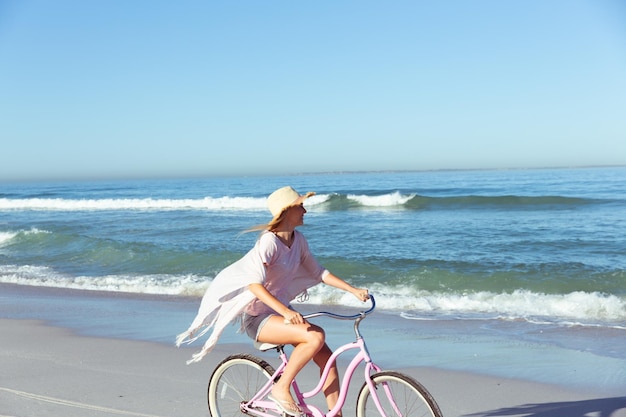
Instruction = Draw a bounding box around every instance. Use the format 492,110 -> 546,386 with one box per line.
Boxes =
177,186 -> 369,417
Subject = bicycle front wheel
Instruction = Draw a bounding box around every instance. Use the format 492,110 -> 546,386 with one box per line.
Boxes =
356,371 -> 443,417
207,354 -> 276,417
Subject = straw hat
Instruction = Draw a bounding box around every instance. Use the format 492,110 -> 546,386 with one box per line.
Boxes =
267,186 -> 315,221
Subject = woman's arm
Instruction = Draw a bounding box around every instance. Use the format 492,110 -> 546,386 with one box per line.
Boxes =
248,283 -> 305,324
322,272 -> 369,302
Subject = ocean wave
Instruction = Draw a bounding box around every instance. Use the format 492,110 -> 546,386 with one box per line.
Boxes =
0,193 -> 608,212
347,191 -> 415,207
0,228 -> 50,247
0,265 -> 209,296
2,265 -> 624,327
337,193 -> 607,210
0,196 -> 267,211
296,285 -> 626,329
0,231 -> 18,246
390,288 -> 626,327
0,194 -> 332,212
406,194 -> 603,210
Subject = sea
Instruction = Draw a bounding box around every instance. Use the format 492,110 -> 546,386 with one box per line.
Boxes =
1,167 -> 625,393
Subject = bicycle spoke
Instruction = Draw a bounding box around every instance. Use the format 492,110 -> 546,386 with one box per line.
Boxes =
208,354 -> 276,417
356,371 -> 443,417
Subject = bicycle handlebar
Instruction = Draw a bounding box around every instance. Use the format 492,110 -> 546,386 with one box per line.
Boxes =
303,294 -> 376,321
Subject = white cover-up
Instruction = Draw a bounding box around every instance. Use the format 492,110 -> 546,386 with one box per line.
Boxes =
176,230 -> 328,364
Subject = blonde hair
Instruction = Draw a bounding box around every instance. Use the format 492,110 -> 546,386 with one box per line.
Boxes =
242,208 -> 289,235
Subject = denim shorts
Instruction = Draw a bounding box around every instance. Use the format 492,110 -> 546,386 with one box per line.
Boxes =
242,312 -> 273,341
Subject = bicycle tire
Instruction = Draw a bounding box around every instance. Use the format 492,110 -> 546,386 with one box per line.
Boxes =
356,371 -> 443,417
207,354 -> 276,417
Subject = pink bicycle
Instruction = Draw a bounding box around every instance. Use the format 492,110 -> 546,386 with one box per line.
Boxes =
207,295 -> 443,417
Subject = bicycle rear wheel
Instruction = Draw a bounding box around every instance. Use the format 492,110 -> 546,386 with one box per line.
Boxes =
208,354 -> 276,417
356,371 -> 443,417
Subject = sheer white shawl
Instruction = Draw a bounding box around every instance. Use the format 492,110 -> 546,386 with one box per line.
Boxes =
176,231 -> 325,364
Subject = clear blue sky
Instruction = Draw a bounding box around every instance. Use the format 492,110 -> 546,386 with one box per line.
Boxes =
1,0 -> 625,181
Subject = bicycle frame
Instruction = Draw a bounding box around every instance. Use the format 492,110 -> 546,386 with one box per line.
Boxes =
241,296 -> 391,417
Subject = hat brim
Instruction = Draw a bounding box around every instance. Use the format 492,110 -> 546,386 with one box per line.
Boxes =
271,191 -> 315,222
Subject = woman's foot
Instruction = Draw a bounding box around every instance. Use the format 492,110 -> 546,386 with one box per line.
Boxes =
268,389 -> 302,416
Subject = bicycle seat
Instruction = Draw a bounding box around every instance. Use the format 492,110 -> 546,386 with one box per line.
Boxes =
253,341 -> 281,351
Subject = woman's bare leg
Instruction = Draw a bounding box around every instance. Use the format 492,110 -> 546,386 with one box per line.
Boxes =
257,316 -> 326,406
313,344 -> 342,416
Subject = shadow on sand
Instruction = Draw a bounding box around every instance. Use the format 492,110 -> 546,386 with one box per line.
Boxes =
466,397 -> 626,417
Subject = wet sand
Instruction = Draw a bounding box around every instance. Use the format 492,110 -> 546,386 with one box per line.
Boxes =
2,318 -> 625,417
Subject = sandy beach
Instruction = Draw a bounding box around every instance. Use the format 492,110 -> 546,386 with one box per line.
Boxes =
1,318 -> 624,417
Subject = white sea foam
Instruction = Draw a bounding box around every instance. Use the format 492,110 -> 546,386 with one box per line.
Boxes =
0,197 -> 266,211
303,284 -> 626,325
0,265 -> 210,295
392,288 -> 626,326
347,191 -> 414,207
0,231 -> 19,247
0,195 -> 330,212
2,265 -> 624,326
0,228 -> 50,247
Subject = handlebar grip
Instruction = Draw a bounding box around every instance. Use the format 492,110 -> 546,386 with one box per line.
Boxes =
303,294 -> 376,320
368,294 -> 376,310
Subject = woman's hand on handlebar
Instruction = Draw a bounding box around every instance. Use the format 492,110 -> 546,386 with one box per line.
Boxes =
352,287 -> 370,302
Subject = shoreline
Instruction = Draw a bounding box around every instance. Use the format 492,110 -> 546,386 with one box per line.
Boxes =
3,318 -> 625,417
2,282 -> 626,393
